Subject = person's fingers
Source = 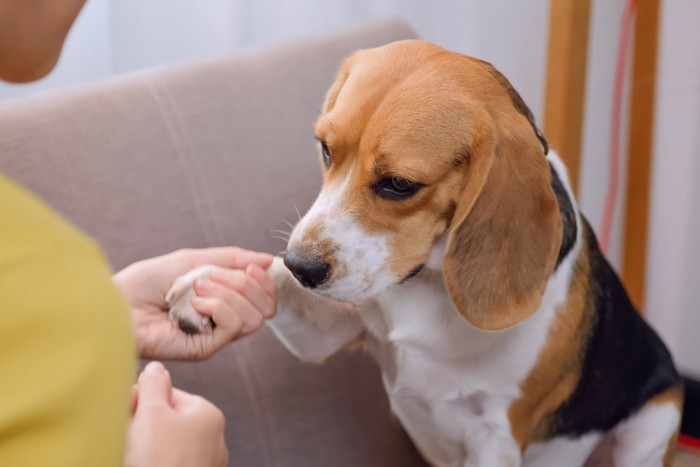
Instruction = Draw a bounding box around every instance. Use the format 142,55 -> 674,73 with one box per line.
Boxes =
136,361 -> 173,409
169,387 -> 202,411
184,393 -> 226,425
191,296 -> 245,338
199,270 -> 274,319
179,247 -> 273,272
169,388 -> 226,428
192,293 -> 262,335
220,293 -> 264,334
246,264 -> 277,317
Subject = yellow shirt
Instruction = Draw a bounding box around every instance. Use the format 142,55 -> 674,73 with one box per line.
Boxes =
0,174 -> 136,466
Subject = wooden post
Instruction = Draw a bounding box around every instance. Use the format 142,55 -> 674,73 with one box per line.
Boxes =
543,0 -> 592,196
622,0 -> 661,311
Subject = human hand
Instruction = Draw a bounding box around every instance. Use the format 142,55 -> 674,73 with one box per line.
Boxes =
124,361 -> 228,467
114,247 -> 276,360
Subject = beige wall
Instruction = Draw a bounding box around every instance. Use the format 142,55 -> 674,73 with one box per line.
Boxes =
645,0 -> 700,379
578,0 -> 631,268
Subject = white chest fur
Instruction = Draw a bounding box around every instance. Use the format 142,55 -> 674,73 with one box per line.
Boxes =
265,152 -> 584,466
357,263 -> 572,467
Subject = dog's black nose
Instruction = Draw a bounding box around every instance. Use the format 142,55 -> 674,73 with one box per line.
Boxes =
283,250 -> 331,288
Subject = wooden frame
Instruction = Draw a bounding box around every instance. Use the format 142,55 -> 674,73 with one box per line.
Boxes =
544,0 -> 660,310
543,0 -> 591,196
622,0 -> 661,311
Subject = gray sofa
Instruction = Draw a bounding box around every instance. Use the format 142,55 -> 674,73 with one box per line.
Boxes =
0,20 -> 428,467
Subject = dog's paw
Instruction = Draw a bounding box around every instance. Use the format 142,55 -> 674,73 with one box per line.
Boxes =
166,265 -> 217,334
268,255 -> 290,280
268,256 -> 295,288
267,256 -> 316,310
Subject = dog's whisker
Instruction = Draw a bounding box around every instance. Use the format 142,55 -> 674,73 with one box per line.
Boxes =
296,100 -> 335,133
319,112 -> 335,133
282,219 -> 296,230
271,229 -> 291,238
271,235 -> 291,243
292,204 -> 302,222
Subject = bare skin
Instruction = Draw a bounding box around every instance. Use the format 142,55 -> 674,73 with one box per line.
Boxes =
0,0 -> 86,82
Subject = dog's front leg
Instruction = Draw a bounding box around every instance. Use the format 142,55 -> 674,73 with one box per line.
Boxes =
267,257 -> 364,364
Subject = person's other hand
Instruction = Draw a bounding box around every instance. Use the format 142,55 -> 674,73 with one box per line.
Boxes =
114,247 -> 276,360
124,361 -> 228,467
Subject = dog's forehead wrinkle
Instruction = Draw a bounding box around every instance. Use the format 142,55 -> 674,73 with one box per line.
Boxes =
364,127 -> 470,179
367,112 -> 472,168
334,66 -> 465,142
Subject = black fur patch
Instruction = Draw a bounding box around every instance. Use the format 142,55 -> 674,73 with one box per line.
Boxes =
549,163 -> 577,268
682,377 -> 700,438
177,318 -> 202,335
547,219 -> 680,437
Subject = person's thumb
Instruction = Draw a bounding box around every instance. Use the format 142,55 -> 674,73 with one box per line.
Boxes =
136,361 -> 173,409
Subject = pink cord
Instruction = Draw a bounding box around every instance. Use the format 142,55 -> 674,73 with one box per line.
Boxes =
600,0 -> 637,254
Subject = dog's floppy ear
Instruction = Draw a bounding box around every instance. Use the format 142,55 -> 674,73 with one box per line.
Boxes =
443,97 -> 561,331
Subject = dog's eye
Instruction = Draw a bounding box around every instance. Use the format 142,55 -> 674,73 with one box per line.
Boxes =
321,142 -> 332,168
373,177 -> 424,200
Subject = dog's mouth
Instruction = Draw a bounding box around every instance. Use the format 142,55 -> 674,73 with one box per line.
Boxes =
399,264 -> 425,284
282,213 -> 418,301
283,247 -> 426,304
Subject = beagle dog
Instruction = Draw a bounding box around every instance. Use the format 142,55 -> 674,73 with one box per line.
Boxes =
167,40 -> 682,466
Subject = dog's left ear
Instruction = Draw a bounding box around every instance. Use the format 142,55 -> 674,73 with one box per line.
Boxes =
443,71 -> 561,331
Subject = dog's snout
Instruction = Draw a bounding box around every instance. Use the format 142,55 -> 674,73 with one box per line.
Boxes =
284,250 -> 331,289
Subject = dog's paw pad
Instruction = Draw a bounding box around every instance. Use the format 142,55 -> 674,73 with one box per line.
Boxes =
177,316 -> 214,334
166,264 -> 218,335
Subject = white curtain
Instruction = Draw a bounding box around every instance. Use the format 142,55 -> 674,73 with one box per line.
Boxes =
0,0 -> 548,121
646,0 -> 700,379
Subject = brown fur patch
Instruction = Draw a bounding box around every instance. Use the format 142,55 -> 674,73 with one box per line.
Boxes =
508,244 -> 595,449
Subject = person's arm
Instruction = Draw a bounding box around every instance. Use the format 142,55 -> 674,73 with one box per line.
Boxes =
0,245 -> 135,467
114,247 -> 277,360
